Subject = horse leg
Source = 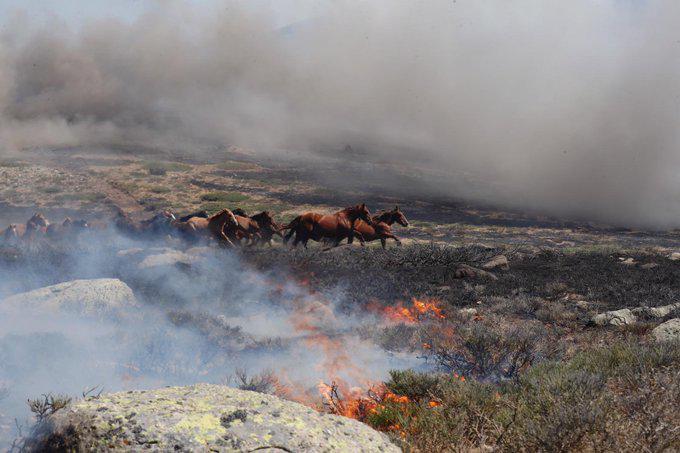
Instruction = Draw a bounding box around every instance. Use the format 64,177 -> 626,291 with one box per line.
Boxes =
381,238 -> 387,249
347,230 -> 365,246
383,232 -> 401,246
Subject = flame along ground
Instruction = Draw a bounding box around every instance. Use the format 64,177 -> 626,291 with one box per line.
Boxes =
272,284 -> 457,430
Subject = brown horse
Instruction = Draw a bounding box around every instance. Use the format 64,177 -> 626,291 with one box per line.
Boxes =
177,209 -> 239,246
2,213 -> 50,242
353,206 -> 409,249
230,211 -> 282,247
251,211 -> 283,247
282,204 -> 371,248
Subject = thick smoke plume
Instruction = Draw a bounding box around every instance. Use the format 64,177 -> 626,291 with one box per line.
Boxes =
1,1 -> 679,227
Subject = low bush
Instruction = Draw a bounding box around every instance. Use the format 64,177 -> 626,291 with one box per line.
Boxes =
362,340 -> 680,452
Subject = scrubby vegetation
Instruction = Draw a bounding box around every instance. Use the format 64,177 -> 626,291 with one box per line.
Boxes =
356,341 -> 680,451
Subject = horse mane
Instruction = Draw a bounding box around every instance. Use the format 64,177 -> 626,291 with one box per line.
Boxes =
372,211 -> 393,223
209,209 -> 233,220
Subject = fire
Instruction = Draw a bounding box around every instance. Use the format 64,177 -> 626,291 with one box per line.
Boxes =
380,297 -> 446,324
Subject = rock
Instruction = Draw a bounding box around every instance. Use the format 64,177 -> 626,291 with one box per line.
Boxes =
26,384 -> 400,452
137,250 -> 196,270
0,279 -> 137,319
482,255 -> 510,271
632,303 -> 680,319
454,264 -> 498,281
640,263 -> 658,270
619,257 -> 636,266
459,308 -> 478,317
651,318 -> 680,342
670,252 -> 680,261
591,308 -> 636,326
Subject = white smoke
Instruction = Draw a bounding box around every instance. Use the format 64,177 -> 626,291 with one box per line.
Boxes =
0,1 -> 679,226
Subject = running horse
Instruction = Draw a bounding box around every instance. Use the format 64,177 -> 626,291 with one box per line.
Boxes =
1,213 -> 50,243
230,211 -> 282,247
174,209 -> 239,247
353,206 -> 409,249
282,204 -> 371,248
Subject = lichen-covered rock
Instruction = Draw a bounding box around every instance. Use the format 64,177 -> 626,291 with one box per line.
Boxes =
652,318 -> 680,342
0,278 -> 137,319
26,384 -> 400,452
591,308 -> 636,326
632,303 -> 680,319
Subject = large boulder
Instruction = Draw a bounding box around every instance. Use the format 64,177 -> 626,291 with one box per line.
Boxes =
652,318 -> 680,342
591,308 -> 636,326
0,278 -> 137,319
27,384 -> 400,452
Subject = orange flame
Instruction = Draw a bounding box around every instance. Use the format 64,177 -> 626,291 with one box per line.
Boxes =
380,298 -> 446,324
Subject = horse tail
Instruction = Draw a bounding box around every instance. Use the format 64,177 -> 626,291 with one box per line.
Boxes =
281,216 -> 301,244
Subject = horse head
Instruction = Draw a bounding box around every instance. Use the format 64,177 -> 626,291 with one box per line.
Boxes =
73,219 -> 89,230
392,206 -> 409,227
29,213 -> 49,228
351,203 -> 371,223
215,209 -> 239,229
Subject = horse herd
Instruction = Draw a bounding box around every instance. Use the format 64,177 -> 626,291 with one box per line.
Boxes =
1,204 -> 410,249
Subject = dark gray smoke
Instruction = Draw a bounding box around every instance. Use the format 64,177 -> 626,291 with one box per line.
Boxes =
1,1 -> 679,227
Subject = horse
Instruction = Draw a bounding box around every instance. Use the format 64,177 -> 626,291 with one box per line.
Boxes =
2,213 -> 50,242
46,217 -> 89,240
230,211 -> 281,247
281,204 -> 371,248
2,224 -> 19,245
353,205 -> 409,249
250,211 -> 283,247
140,210 -> 176,235
177,209 -> 239,247
178,210 -> 209,222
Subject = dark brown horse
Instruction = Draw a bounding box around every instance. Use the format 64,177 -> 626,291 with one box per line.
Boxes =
175,209 -> 239,246
282,204 -> 371,248
251,211 -> 283,247
353,206 -> 409,248
234,211 -> 282,247
46,217 -> 89,239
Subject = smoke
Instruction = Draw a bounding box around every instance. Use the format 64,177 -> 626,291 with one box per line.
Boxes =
0,232 -> 420,448
1,1 -> 679,226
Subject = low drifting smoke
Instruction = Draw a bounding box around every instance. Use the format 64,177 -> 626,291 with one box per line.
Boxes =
1,1 -> 679,226
0,231 -> 420,448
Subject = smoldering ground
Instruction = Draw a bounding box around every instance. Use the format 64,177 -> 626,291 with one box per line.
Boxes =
0,232 -> 421,448
0,1 -> 679,227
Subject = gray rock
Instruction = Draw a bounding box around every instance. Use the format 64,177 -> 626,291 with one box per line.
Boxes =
640,263 -> 658,270
651,318 -> 680,342
632,303 -> 680,319
619,257 -> 636,266
592,308 -> 636,326
137,250 -> 196,270
458,308 -> 478,317
0,278 -> 137,319
670,252 -> 680,261
27,384 -> 400,452
482,255 -> 510,271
